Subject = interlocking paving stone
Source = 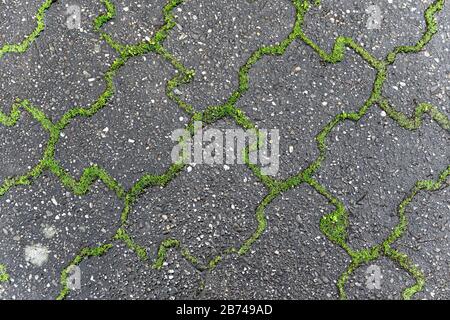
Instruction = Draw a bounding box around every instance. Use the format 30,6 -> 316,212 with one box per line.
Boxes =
164,0 -> 295,110
100,0 -> 166,45
0,112 -> 48,184
127,130 -> 267,266
236,40 -> 375,180
0,0 -> 117,121
0,0 -> 42,45
394,187 -> 450,300
0,174 -> 122,299
55,53 -> 187,190
201,184 -> 349,300
315,108 -> 449,251
0,0 -> 449,300
303,0 -> 434,59
67,243 -> 202,300
384,0 -> 450,118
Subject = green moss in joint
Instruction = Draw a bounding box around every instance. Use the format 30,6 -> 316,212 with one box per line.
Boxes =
0,264 -> 9,282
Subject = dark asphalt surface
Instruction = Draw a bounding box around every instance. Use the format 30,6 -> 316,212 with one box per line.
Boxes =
0,0 -> 449,300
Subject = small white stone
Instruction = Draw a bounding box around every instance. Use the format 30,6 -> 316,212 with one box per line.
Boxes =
51,197 -> 58,206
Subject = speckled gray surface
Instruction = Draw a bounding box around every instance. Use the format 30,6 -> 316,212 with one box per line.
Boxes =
55,53 -> 187,189
0,0 -> 449,300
